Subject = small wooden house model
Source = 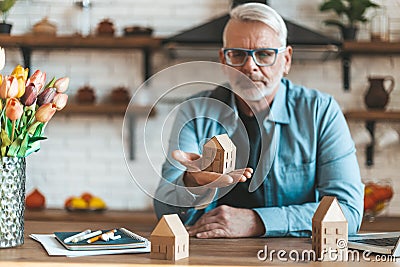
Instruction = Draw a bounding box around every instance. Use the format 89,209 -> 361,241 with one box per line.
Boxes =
150,214 -> 189,261
202,134 -> 236,174
312,196 -> 348,261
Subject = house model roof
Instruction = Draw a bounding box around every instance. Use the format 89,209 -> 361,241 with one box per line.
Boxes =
151,214 -> 188,237
204,134 -> 236,151
312,196 -> 347,222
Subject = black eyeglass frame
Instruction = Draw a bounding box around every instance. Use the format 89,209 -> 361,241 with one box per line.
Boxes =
223,46 -> 286,67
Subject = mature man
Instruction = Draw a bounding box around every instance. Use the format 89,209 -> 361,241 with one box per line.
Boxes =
154,3 -> 364,238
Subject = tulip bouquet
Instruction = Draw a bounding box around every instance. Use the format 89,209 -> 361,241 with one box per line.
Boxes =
0,47 -> 69,157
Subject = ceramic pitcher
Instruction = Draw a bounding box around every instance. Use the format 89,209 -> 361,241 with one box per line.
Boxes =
364,76 -> 395,109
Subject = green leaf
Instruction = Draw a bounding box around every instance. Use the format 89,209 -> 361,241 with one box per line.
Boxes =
7,135 -> 23,157
43,77 -> 56,89
319,0 -> 380,25
0,0 -> 16,13
320,0 -> 346,17
0,129 -> 11,157
33,123 -> 44,137
24,141 -> 41,157
27,121 -> 41,135
324,19 -> 346,30
17,133 -> 29,157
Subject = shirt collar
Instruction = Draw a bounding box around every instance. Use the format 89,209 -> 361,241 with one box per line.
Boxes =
268,78 -> 290,124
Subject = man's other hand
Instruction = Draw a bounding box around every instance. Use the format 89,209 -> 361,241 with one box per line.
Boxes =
187,205 -> 265,238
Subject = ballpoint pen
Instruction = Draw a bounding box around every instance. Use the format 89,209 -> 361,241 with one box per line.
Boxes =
63,229 -> 91,243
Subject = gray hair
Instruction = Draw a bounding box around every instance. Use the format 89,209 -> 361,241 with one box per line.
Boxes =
223,3 -> 287,47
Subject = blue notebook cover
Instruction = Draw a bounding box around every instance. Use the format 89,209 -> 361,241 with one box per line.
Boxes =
54,228 -> 148,251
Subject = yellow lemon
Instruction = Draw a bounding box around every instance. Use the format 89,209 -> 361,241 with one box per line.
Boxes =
71,197 -> 88,209
89,197 -> 106,209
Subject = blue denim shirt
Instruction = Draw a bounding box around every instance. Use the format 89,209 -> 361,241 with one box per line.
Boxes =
154,78 -> 364,237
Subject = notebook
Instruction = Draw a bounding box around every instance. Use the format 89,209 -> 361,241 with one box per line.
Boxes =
348,232 -> 400,256
54,228 -> 149,251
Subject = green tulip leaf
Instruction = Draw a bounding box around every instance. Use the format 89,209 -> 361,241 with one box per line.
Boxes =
7,135 -> 23,157
28,136 -> 47,144
0,129 -> 11,157
24,142 -> 41,157
44,77 -> 56,89
27,121 -> 41,135
33,123 -> 44,137
17,134 -> 30,157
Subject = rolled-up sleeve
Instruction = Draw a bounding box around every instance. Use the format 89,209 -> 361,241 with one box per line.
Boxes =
254,97 -> 364,237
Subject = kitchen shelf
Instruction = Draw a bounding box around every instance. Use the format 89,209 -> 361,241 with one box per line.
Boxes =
57,103 -> 156,161
59,103 -> 155,116
344,110 -> 400,166
341,41 -> 400,91
345,110 -> 400,121
0,35 -> 162,80
342,41 -> 400,54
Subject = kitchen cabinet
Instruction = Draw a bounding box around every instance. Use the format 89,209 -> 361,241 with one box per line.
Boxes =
344,110 -> 400,166
341,41 -> 400,90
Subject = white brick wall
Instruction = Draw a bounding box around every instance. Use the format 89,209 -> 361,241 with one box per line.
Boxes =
3,0 -> 400,214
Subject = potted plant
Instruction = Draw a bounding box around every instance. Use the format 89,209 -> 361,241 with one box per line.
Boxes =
0,0 -> 17,34
319,0 -> 380,40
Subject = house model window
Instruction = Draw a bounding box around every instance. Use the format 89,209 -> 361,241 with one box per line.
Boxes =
202,134 -> 236,174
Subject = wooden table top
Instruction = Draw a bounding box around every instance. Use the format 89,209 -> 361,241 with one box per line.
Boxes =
1,209 -> 399,266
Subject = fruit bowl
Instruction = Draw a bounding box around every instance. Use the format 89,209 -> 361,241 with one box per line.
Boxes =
364,179 -> 394,222
64,192 -> 107,212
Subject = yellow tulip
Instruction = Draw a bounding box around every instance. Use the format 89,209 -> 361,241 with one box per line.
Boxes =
24,68 -> 29,80
5,98 -> 23,121
0,75 -> 19,99
35,103 -> 57,123
0,74 -> 2,86
16,78 -> 26,98
11,65 -> 25,79
12,65 -> 29,98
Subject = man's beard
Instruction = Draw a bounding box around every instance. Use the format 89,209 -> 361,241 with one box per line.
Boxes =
230,73 -> 281,101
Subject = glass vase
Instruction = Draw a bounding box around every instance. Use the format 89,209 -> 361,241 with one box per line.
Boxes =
0,157 -> 26,248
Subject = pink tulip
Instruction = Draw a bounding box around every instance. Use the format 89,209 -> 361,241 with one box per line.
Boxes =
5,98 -> 23,121
54,77 -> 70,93
0,75 -> 19,99
35,103 -> 57,123
28,70 -> 46,92
52,93 -> 68,110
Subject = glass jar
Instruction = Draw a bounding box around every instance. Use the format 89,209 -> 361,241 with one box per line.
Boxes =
370,8 -> 389,42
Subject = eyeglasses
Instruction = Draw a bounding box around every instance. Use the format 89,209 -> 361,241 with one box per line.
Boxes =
223,47 -> 286,67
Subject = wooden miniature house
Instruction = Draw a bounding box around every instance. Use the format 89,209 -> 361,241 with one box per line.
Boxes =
150,214 -> 189,261
312,196 -> 348,261
202,134 -> 236,174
